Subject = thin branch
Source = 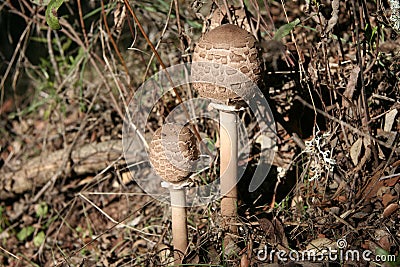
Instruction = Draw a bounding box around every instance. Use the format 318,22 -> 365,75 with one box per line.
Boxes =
47,29 -> 61,84
101,0 -> 129,95
294,95 -> 392,149
123,0 -> 204,144
350,0 -> 379,167
0,20 -> 33,115
77,0 -> 89,47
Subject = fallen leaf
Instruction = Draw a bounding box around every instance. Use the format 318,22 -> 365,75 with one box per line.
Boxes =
342,65 -> 360,107
350,137 -> 363,165
382,192 -> 397,207
378,235 -> 392,252
326,0 -> 339,32
382,203 -> 399,218
240,253 -> 250,267
375,229 -> 391,251
384,108 -> 398,132
306,237 -> 336,250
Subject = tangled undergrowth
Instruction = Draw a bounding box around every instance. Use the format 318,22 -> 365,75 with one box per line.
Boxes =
0,0 -> 399,266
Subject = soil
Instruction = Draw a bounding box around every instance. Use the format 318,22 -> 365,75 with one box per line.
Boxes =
0,0 -> 399,266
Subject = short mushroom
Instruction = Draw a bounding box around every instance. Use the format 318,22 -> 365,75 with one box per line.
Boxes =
192,24 -> 263,254
149,123 -> 199,264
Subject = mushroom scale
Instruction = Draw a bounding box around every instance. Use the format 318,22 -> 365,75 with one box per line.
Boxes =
192,24 -> 263,103
149,124 -> 199,183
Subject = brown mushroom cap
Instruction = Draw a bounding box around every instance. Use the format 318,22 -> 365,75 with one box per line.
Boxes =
192,24 -> 263,103
149,124 -> 199,183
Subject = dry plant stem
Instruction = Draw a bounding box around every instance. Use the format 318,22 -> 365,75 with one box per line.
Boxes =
0,9 -> 123,201
294,95 -> 391,149
173,0 -> 186,56
143,0 -> 173,80
219,110 -> 238,250
123,0 -> 204,144
350,0 -> 379,167
0,246 -> 19,260
222,0 -> 233,23
77,0 -> 89,47
101,0 -> 130,89
67,19 -> 131,107
169,188 -> 188,264
54,200 -> 154,266
30,75 -> 100,202
0,20 -> 32,112
261,0 -> 276,33
47,29 -> 61,84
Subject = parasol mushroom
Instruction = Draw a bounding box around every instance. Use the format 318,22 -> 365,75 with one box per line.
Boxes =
149,123 -> 199,264
192,24 -> 263,255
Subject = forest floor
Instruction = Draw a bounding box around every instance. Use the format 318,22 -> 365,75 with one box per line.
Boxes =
0,0 -> 399,266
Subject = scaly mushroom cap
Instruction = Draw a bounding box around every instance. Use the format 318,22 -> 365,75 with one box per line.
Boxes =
192,24 -> 263,104
149,124 -> 199,183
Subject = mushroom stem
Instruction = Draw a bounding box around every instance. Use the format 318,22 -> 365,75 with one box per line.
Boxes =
169,187 -> 188,264
219,109 -> 238,250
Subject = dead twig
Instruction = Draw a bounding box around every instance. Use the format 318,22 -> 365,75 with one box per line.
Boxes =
0,141 -> 124,200
294,95 -> 392,149
123,0 -> 206,148
350,0 -> 380,167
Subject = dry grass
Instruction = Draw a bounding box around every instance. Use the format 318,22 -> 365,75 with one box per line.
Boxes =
0,0 -> 399,266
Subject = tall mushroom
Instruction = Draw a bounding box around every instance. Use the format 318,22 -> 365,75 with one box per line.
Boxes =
149,123 -> 199,264
192,24 -> 263,254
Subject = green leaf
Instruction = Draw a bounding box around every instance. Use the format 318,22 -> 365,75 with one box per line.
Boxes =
45,0 -> 65,30
17,226 -> 35,241
186,19 -> 203,29
35,202 -> 48,217
273,18 -> 301,40
33,231 -> 46,247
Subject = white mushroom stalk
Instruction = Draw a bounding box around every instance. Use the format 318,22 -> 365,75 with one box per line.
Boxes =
192,24 -> 263,255
149,124 -> 199,264
164,182 -> 189,264
217,104 -> 239,250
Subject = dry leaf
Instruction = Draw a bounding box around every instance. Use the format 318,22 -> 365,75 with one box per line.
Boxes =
155,244 -> 173,265
114,2 -> 126,34
258,218 -> 289,247
240,253 -> 250,267
383,203 -> 399,218
378,235 -> 392,252
342,66 -> 360,108
326,0 -> 339,32
374,229 -> 391,251
350,137 -> 363,165
306,237 -> 336,250
121,171 -> 133,185
382,193 -> 397,207
384,108 -> 398,132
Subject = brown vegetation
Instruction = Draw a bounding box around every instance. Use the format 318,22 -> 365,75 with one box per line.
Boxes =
0,0 -> 399,266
